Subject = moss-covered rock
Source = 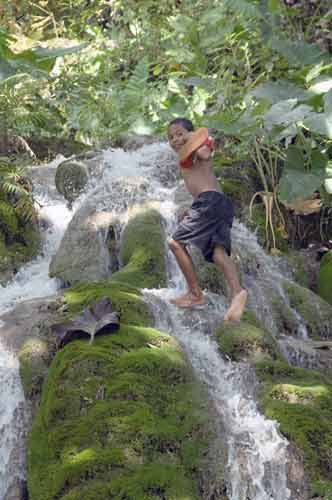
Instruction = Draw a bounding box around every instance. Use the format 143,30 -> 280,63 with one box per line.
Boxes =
285,250 -> 311,289
190,247 -> 227,295
112,209 -> 166,289
28,281 -> 215,500
215,313 -> 282,363
255,360 -> 332,497
318,252 -> 332,306
284,282 -> 332,340
55,160 -> 89,206
65,281 -> 153,327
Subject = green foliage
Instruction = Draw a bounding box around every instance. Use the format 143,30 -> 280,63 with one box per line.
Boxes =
0,159 -> 35,222
1,0 -> 332,211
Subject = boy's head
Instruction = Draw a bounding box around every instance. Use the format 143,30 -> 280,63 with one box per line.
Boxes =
167,118 -> 194,152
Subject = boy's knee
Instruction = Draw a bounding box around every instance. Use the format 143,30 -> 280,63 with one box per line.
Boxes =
212,244 -> 227,262
168,238 -> 182,252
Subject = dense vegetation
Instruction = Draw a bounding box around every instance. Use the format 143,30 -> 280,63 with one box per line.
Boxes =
0,0 -> 331,250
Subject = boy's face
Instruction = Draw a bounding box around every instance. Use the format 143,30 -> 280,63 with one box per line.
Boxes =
167,123 -> 191,153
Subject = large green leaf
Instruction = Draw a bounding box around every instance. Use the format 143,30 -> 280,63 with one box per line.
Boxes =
304,112 -> 332,139
278,169 -> 325,202
308,77 -> 332,95
285,146 -> 305,170
263,100 -> 313,128
249,81 -> 310,104
224,0 -> 262,18
270,37 -> 326,66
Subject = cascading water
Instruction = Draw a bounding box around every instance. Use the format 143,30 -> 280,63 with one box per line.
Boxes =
143,202 -> 292,500
0,143 -> 309,498
0,159 -> 72,499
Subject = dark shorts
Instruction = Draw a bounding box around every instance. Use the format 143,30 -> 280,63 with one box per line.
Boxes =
172,191 -> 234,262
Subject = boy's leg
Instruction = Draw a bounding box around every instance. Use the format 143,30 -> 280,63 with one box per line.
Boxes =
168,238 -> 205,307
212,244 -> 247,321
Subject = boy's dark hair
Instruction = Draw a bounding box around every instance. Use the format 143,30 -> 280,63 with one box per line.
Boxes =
168,117 -> 194,132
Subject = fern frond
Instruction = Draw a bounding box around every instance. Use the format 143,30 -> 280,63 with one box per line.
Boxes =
15,197 -> 36,223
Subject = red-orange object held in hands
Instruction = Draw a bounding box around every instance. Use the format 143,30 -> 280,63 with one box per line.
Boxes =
178,127 -> 209,162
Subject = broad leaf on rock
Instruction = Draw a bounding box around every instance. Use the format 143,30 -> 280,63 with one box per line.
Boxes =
51,297 -> 120,348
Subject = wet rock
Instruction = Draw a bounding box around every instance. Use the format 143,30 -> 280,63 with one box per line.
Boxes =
49,201 -> 119,286
55,160 -> 89,206
110,133 -> 160,151
279,337 -> 332,376
255,360 -> 332,499
284,281 -> 332,340
215,314 -> 281,363
0,296 -> 65,417
4,479 -> 28,500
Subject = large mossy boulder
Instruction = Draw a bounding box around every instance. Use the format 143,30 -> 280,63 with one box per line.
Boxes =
318,252 -> 332,306
255,360 -> 332,499
27,281 -> 217,500
112,208 -> 166,289
55,160 -> 89,206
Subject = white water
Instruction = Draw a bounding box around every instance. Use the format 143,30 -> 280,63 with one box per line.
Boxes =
0,143 -> 301,498
0,160 -> 72,498
143,201 -> 291,500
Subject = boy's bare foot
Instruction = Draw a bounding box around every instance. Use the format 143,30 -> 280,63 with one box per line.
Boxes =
170,292 -> 205,308
224,289 -> 248,322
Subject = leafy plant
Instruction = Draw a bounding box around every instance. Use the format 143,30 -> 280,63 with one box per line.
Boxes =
0,159 -> 35,222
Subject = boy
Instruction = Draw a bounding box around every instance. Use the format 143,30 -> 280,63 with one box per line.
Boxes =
167,117 -> 247,321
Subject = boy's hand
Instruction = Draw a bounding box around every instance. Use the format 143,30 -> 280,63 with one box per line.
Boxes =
194,144 -> 212,161
178,128 -> 208,161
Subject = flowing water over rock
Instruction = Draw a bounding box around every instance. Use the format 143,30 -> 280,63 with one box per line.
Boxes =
0,160 -> 72,499
0,142 -> 315,498
143,206 -> 292,500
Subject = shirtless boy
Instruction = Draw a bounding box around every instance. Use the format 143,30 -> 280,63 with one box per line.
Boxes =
167,117 -> 247,321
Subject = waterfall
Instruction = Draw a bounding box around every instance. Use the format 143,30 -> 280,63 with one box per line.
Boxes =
143,200 -> 291,500
0,143 -> 309,498
0,158 -> 72,499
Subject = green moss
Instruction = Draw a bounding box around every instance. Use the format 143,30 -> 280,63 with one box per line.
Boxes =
112,209 -> 166,289
256,360 -> 332,490
215,317 -> 282,363
284,282 -> 332,340
19,338 -> 50,399
312,479 -> 332,499
28,321 -> 210,499
286,251 -> 310,288
64,281 -> 152,327
318,252 -> 332,305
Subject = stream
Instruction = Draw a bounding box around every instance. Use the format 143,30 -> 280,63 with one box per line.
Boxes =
0,143 -> 309,499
